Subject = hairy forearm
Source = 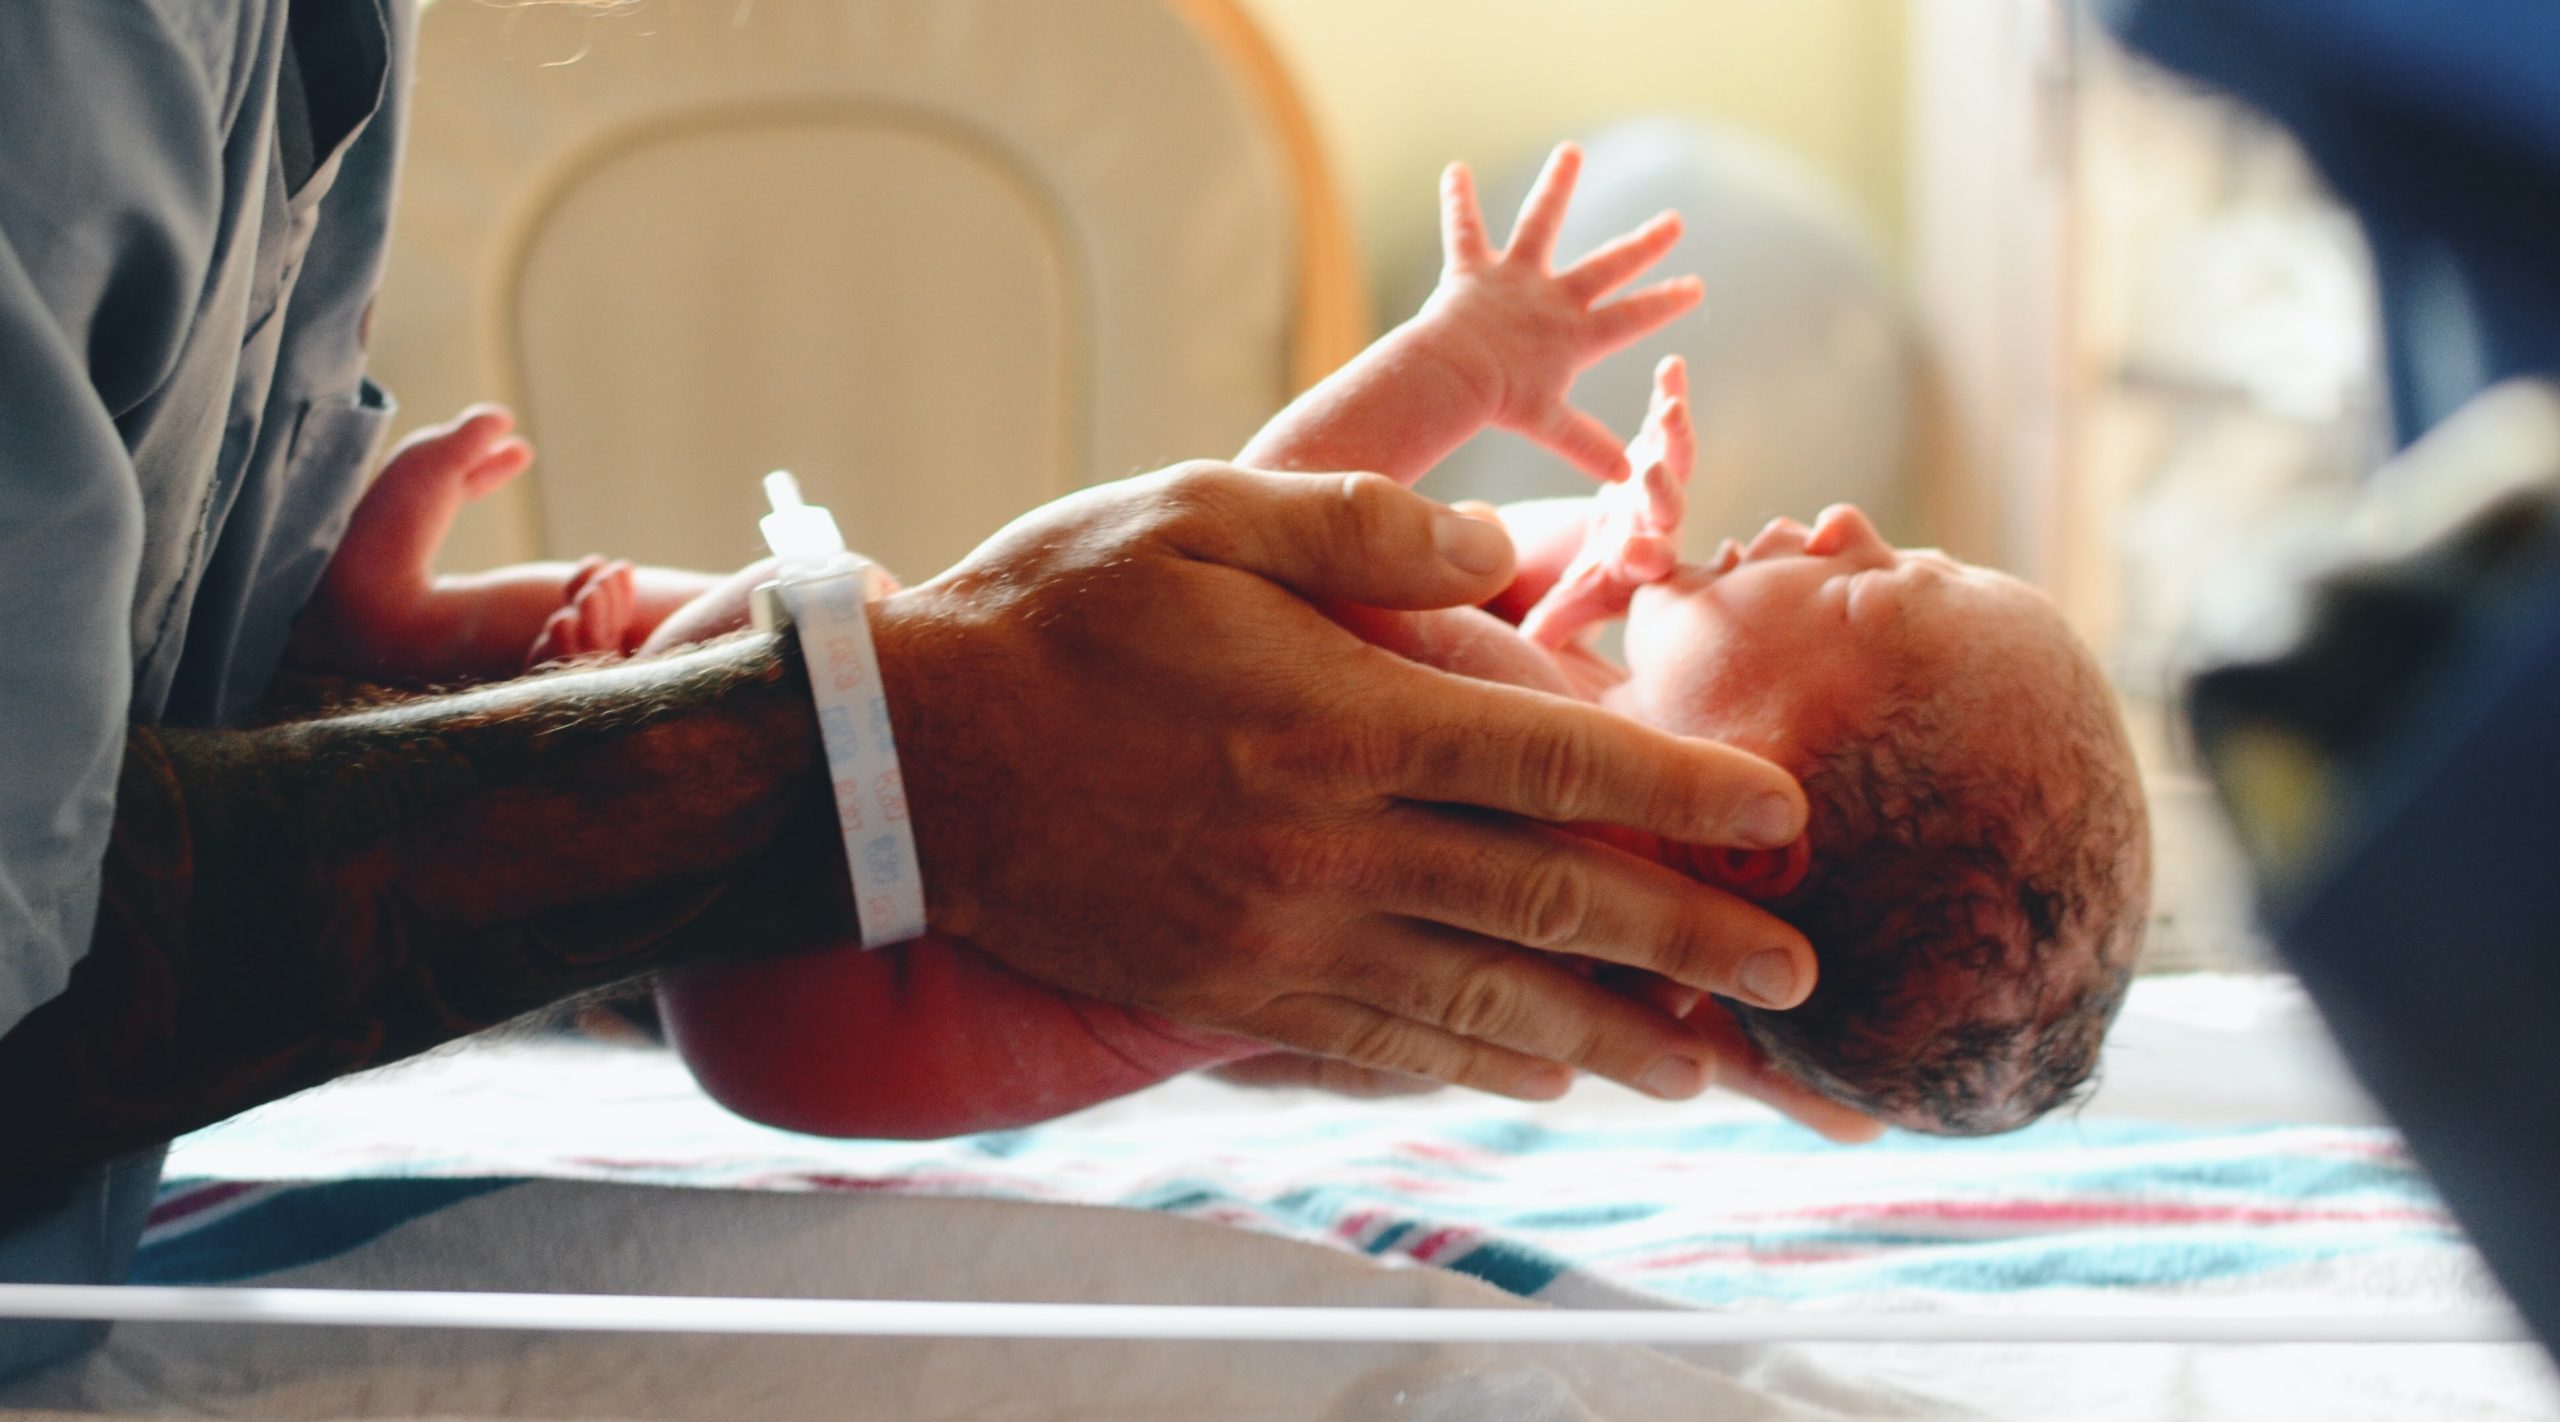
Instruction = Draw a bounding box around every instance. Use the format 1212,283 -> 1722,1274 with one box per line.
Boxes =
1236,314 -> 1494,485
0,633 -> 851,1180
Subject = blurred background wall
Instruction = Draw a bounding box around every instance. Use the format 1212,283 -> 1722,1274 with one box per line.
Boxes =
1233,0 -> 1910,308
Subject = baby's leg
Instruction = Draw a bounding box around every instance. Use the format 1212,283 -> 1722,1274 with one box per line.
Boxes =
296,406 -> 569,683
1518,358 -> 1695,649
318,406 -> 532,628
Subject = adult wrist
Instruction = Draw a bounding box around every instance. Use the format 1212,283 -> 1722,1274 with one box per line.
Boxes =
861,587 -> 971,941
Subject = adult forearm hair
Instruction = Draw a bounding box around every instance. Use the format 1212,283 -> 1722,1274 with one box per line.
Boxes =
0,633 -> 852,1180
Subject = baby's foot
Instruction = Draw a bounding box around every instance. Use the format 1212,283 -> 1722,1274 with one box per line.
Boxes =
330,407 -> 532,611
294,406 -> 533,673
1519,356 -> 1695,648
529,556 -> 638,668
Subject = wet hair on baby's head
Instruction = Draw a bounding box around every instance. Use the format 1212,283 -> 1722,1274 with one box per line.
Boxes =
1729,643 -> 2151,1136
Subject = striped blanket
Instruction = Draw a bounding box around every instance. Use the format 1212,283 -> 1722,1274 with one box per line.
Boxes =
145,1022 -> 2491,1317
38,978 -> 2542,1422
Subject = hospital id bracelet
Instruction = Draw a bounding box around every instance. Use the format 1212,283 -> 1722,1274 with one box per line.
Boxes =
749,471 -> 927,948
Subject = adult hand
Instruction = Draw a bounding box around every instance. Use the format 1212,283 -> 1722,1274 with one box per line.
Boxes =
866,462 -> 1817,1101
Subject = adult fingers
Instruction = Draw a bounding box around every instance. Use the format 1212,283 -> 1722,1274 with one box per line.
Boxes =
1208,1053 -> 1444,1098
1239,996 -> 1573,1100
1157,465 -> 1517,610
1684,1003 -> 1886,1143
1439,162 -> 1493,273
1372,671 -> 1808,849
1591,277 -> 1706,352
1319,918 -> 1726,1099
1349,803 -> 1816,1006
1557,211 -> 1683,303
1526,403 -> 1632,484
1504,143 -> 1582,269
1477,498 -> 1600,624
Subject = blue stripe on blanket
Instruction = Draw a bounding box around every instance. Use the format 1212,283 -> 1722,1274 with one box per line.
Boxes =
137,1178 -> 524,1284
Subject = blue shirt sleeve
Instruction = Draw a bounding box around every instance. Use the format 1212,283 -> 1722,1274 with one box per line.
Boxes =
0,3 -> 221,1038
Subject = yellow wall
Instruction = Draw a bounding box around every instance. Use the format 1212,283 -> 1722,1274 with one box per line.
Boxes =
1234,0 -> 1909,321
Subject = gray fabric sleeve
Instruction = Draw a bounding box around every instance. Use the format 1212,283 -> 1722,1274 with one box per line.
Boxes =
0,1 -> 222,1035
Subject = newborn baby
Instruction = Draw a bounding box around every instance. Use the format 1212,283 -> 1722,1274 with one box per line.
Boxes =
300,146 -> 2148,1138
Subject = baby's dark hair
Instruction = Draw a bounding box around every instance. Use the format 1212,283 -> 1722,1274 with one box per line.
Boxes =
1729,648 -> 2151,1136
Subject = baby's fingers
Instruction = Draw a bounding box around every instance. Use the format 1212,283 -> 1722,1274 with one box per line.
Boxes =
1440,162 -> 1494,273
1640,358 -> 1696,481
1524,402 -> 1631,484
1589,276 -> 1706,354
1558,212 -> 1683,305
1519,561 -> 1623,649
1503,143 -> 1582,270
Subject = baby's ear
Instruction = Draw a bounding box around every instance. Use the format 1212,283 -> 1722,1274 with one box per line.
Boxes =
1689,836 -> 1812,900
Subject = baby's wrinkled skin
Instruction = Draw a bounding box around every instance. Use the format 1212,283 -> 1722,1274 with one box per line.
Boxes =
302,144 -> 2145,1143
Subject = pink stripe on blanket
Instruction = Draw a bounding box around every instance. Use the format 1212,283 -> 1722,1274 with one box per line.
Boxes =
1762,1200 -> 2449,1229
146,1181 -> 265,1229
1630,1245 -> 1887,1270
1404,1227 -> 1481,1263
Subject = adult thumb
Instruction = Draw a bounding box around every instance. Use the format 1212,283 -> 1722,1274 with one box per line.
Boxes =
1161,464 -> 1516,611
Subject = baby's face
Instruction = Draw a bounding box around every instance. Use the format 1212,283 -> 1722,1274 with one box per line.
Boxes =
1623,506 -> 2146,1134
1619,505 -> 2069,757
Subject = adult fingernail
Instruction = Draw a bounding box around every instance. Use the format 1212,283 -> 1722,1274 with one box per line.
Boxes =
1521,1065 -> 1575,1099
1737,793 -> 1801,848
1740,951 -> 1804,1009
1435,508 -> 1512,577
1640,1056 -> 1707,1100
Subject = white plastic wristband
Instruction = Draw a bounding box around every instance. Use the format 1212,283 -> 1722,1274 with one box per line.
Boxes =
751,473 -> 927,948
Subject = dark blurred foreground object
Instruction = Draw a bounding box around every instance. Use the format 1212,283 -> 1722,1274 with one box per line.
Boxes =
2190,384 -> 2560,1354
2112,0 -> 2560,1363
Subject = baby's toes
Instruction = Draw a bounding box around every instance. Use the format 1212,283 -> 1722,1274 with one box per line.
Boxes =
570,560 -> 639,654
558,553 -> 610,602
528,605 -> 586,669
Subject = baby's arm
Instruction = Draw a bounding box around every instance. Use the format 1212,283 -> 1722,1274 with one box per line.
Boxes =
1239,144 -> 1700,486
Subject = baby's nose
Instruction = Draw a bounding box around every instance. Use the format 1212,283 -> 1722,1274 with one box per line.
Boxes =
1807,504 -> 1890,563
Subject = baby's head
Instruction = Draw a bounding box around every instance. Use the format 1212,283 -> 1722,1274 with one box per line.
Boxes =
1622,505 -> 2151,1135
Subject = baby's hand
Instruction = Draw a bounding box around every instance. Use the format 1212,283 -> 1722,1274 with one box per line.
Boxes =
1423,144 -> 1702,482
1520,356 -> 1695,648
